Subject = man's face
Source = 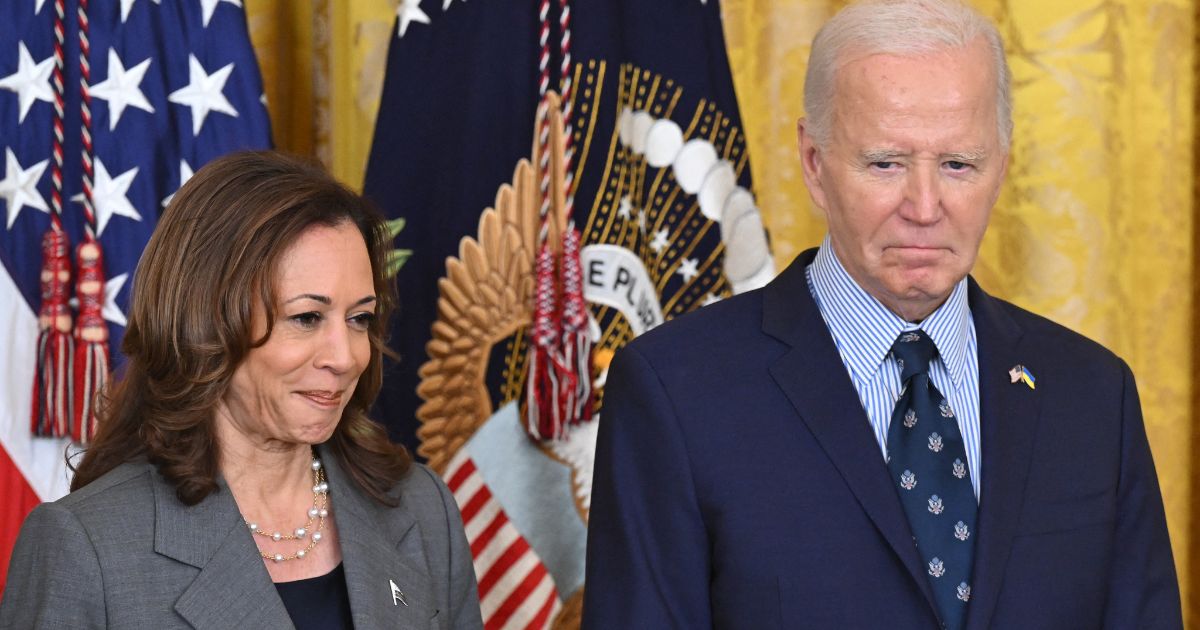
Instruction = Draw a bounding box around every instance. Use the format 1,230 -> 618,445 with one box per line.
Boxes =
798,37 -> 1008,321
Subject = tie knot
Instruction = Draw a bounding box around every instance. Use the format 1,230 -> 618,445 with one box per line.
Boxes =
891,330 -> 938,382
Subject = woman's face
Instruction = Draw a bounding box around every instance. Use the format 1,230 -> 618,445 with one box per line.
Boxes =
220,221 -> 377,447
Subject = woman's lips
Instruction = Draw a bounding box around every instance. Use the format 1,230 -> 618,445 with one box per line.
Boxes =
297,390 -> 342,408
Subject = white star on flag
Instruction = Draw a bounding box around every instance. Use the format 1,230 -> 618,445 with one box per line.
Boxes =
35,0 -> 49,13
617,196 -> 632,220
0,148 -> 50,229
676,257 -> 700,282
0,42 -> 55,123
168,55 -> 238,136
71,158 -> 142,236
90,49 -> 155,130
199,0 -> 242,27
636,209 -> 647,233
102,273 -> 129,326
396,0 -> 431,38
162,160 -> 194,207
649,228 -> 670,253
442,0 -> 458,9
703,293 -> 722,306
119,0 -> 138,22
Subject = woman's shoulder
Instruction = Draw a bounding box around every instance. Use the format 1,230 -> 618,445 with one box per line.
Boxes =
391,462 -> 457,524
57,459 -> 157,510
16,460 -> 158,554
42,460 -> 158,529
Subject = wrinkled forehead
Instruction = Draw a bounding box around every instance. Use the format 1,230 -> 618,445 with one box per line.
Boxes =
834,36 -> 997,94
831,40 -> 1001,129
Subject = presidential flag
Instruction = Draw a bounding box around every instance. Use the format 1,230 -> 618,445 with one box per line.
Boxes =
0,0 -> 270,590
364,1 -> 773,626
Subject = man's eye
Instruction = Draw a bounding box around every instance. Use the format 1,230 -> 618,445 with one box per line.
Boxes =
290,312 -> 322,328
870,161 -> 898,170
945,160 -> 970,171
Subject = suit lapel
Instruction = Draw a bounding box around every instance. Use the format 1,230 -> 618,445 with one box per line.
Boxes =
152,468 -> 292,630
963,281 -> 1041,630
762,252 -> 939,617
322,452 -> 437,629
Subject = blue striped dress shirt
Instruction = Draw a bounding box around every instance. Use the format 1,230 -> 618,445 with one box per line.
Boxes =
805,237 -> 982,499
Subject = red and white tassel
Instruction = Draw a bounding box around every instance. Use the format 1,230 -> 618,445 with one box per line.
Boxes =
31,0 -> 75,438
527,244 -> 564,440
525,0 -> 594,440
559,224 -> 592,424
70,0 -> 108,444
31,229 -> 74,437
72,240 -> 108,442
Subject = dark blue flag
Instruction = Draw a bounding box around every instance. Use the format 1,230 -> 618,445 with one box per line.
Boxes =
364,0 -> 773,625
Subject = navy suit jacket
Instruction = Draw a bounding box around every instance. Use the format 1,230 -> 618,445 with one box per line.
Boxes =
582,250 -> 1181,629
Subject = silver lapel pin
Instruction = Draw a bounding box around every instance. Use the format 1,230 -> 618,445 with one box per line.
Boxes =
389,579 -> 408,607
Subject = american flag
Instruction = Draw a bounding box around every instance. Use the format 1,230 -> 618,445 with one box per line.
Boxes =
0,0 -> 270,590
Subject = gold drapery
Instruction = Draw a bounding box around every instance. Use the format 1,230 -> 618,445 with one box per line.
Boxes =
245,0 -> 1197,621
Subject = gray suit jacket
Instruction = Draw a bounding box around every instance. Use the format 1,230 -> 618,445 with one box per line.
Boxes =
0,450 -> 483,630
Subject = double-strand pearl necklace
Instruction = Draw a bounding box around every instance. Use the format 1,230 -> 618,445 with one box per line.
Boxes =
243,457 -> 330,563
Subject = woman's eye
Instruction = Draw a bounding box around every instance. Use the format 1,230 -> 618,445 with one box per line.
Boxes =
349,312 -> 376,331
290,312 -> 322,328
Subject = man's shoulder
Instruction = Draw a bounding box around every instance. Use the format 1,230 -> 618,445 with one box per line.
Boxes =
979,289 -> 1126,371
625,286 -> 773,362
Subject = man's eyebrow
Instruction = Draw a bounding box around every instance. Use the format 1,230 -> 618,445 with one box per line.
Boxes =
859,148 -> 991,162
943,148 -> 989,161
861,148 -> 908,162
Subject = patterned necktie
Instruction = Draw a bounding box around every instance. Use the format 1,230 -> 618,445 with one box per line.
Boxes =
885,330 -> 977,630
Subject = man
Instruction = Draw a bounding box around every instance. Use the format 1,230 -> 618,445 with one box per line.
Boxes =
581,0 -> 1183,628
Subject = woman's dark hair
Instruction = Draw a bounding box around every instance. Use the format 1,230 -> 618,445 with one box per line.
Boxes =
70,150 -> 410,505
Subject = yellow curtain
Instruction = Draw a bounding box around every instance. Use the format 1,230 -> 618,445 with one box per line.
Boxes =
246,0 -> 1197,622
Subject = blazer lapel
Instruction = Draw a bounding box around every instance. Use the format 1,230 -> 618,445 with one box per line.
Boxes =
322,453 -> 438,629
762,251 -> 939,618
963,280 -> 1041,630
152,469 -> 293,630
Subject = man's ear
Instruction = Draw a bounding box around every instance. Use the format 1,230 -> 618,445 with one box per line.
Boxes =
797,118 -> 829,211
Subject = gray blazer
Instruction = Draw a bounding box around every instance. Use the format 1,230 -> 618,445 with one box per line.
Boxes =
0,451 -> 483,630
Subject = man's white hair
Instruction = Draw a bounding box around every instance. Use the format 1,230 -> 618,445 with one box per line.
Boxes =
803,0 -> 1012,150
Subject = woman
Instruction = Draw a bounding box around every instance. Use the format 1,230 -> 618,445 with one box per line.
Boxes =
0,151 -> 483,630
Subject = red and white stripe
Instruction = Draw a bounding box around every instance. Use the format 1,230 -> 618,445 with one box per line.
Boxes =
0,266 -> 72,593
444,451 -> 562,630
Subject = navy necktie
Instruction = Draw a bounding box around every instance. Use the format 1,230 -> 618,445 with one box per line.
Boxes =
885,330 -> 977,629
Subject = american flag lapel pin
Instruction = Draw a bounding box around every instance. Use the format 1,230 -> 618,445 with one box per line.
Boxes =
1008,365 -> 1036,390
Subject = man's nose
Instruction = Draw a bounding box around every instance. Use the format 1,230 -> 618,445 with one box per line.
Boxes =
900,163 -> 943,224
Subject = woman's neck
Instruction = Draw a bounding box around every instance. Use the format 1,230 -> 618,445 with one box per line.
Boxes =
213,406 -> 318,517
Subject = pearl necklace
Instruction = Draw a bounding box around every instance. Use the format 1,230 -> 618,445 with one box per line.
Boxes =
243,457 -> 330,563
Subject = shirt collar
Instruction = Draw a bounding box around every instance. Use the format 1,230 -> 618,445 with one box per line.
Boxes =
808,235 -> 971,388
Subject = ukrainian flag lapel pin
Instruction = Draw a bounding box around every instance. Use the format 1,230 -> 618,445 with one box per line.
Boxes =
1008,365 -> 1036,390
